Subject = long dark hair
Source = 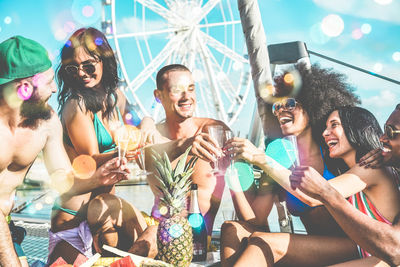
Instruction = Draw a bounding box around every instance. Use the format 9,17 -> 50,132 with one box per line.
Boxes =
57,27 -> 119,119
338,106 -> 383,163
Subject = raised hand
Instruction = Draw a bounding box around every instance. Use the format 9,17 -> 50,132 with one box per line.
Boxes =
358,148 -> 384,169
191,133 -> 222,162
139,117 -> 163,145
224,137 -> 264,165
96,157 -> 130,186
289,166 -> 331,200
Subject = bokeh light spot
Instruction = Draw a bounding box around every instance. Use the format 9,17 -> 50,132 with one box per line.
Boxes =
45,196 -> 54,205
373,63 -> 383,73
266,138 -> 298,169
3,85 -> 23,108
159,205 -> 168,216
125,113 -> 133,121
259,83 -> 276,103
361,24 -> 372,34
189,213 -> 203,228
82,5 -> 95,17
94,37 -> 103,46
321,14 -> 344,37
55,28 -> 67,41
72,155 -> 96,179
72,0 -> 101,25
63,21 -> 76,33
351,28 -> 363,40
392,52 -> 400,62
17,85 -> 33,101
125,111 -> 141,127
4,16 -> 12,24
35,203 -> 43,211
65,40 -> 72,47
168,223 -> 184,238
284,73 -> 294,84
50,169 -> 74,194
225,161 -> 254,192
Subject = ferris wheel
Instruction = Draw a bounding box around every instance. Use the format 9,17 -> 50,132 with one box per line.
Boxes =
101,0 -> 252,126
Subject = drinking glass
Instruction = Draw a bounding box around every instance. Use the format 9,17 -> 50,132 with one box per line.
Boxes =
282,135 -> 300,167
207,125 -> 225,174
115,126 -> 130,160
224,130 -> 234,170
131,130 -> 152,179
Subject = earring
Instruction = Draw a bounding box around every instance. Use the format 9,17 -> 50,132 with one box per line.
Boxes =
155,97 -> 161,103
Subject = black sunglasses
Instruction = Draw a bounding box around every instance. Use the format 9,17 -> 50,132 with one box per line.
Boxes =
64,59 -> 99,75
384,124 -> 400,140
272,98 -> 298,116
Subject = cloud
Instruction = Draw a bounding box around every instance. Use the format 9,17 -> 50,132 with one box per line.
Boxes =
363,89 -> 398,107
313,0 -> 400,24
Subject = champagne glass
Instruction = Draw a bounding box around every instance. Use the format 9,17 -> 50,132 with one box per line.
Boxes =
224,130 -> 234,170
207,125 -> 226,174
132,130 -> 152,179
115,126 -> 130,161
282,135 -> 300,167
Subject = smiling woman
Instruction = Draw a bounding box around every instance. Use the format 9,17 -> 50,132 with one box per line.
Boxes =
46,27 -> 160,264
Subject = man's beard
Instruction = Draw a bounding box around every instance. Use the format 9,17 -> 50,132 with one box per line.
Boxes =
20,96 -> 52,129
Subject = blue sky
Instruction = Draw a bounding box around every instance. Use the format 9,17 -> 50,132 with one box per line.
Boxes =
1,0 -> 399,135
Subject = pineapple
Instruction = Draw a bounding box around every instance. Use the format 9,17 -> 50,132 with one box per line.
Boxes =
152,146 -> 198,267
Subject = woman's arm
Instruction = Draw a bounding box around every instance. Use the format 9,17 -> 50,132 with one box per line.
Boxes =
225,137 -> 374,207
62,99 -> 117,166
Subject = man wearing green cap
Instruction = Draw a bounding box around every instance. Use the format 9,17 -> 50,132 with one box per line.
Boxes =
0,36 -> 130,266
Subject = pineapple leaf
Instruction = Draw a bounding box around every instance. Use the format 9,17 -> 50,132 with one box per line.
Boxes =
163,152 -> 172,175
184,156 -> 198,173
173,146 -> 192,177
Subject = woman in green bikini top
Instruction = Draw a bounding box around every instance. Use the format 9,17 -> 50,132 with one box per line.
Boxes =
49,28 -> 159,262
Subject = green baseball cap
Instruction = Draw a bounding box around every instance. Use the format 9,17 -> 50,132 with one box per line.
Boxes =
0,35 -> 52,86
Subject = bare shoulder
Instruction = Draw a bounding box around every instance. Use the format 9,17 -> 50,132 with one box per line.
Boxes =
62,98 -> 90,122
116,89 -> 126,102
349,164 -> 394,185
41,109 -> 63,135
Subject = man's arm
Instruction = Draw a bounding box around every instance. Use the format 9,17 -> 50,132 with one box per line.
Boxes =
0,214 -> 21,266
320,187 -> 400,266
43,113 -> 127,196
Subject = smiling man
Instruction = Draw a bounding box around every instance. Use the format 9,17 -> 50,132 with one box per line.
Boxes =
148,64 -> 230,242
0,36 -> 129,266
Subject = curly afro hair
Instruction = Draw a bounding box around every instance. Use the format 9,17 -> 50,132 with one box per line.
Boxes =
274,63 -> 361,145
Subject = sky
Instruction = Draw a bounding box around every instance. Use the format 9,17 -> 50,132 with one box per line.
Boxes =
0,0 -> 399,136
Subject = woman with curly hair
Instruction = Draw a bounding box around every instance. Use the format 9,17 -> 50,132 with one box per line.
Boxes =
220,63 -> 361,266
48,28 -> 159,264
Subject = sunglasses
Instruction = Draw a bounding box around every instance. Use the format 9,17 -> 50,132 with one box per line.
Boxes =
64,59 -> 99,75
272,98 -> 298,116
384,124 -> 400,140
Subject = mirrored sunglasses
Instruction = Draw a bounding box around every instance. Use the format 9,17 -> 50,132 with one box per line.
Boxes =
64,60 -> 99,75
272,98 -> 297,116
384,124 -> 400,140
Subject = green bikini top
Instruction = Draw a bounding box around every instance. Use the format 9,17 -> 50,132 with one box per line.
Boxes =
93,108 -> 123,153
63,107 -> 124,153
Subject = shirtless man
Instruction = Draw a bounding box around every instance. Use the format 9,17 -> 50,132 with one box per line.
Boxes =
294,104 -> 400,266
149,64 -> 230,239
0,36 -> 128,266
